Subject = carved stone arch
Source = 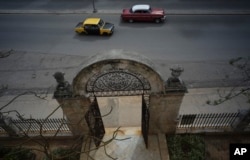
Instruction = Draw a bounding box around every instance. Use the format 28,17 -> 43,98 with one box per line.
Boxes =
72,50 -> 165,96
86,69 -> 151,97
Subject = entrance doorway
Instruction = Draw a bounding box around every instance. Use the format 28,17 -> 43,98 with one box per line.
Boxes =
85,69 -> 150,147
97,96 -> 142,132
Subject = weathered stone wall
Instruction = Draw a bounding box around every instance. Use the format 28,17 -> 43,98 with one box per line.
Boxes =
56,97 -> 90,136
149,92 -> 185,134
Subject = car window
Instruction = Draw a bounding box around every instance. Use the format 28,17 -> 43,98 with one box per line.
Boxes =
142,10 -> 150,13
84,25 -> 91,29
133,9 -> 150,13
98,19 -> 104,27
91,25 -> 98,29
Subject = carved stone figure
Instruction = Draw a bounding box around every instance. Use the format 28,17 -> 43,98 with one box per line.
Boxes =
53,72 -> 72,98
166,65 -> 186,91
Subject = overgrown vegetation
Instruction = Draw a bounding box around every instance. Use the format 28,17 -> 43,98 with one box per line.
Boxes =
0,146 -> 35,160
167,134 -> 205,160
45,148 -> 80,160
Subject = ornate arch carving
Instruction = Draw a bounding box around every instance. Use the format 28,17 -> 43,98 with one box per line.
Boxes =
86,69 -> 151,96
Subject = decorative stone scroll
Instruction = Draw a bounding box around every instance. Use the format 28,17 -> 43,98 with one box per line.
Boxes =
86,69 -> 151,96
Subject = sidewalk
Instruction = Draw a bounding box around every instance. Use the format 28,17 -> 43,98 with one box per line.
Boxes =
1,0 -> 250,15
0,88 -> 248,121
1,50 -> 248,117
0,50 -> 246,94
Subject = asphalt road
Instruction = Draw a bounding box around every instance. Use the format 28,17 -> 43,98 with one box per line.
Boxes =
0,14 -> 250,61
1,0 -> 250,12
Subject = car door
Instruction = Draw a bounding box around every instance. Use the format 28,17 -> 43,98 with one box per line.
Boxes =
142,10 -> 151,21
84,24 -> 100,35
92,25 -> 100,35
133,10 -> 144,21
134,10 -> 149,22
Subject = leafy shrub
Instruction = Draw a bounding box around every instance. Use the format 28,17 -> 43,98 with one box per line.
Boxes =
49,148 -> 79,160
0,146 -> 35,160
167,134 -> 205,160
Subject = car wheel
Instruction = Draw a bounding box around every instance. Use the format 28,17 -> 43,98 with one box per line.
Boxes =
129,19 -> 134,23
155,19 -> 160,23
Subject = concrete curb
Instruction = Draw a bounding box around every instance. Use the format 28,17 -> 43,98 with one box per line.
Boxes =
1,9 -> 250,15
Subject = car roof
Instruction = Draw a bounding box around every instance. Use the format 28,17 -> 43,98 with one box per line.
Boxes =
132,4 -> 150,12
84,18 -> 101,25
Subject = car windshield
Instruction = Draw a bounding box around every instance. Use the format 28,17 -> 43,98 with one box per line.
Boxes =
98,19 -> 105,27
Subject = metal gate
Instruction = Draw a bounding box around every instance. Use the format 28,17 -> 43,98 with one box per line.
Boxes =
85,96 -> 105,147
142,95 -> 150,148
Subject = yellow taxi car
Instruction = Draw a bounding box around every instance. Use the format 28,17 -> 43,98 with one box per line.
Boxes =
75,18 -> 114,35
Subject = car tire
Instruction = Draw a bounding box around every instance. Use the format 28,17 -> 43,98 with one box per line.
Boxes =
129,19 -> 134,23
155,19 -> 160,23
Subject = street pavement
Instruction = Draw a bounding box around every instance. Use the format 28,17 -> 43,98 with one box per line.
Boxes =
0,0 -> 249,123
0,1 -> 249,160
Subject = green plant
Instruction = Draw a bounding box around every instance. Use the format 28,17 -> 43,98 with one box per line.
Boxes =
167,134 -> 205,160
1,147 -> 35,160
44,148 -> 79,160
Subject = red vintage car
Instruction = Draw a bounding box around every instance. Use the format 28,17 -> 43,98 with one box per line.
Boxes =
121,4 -> 166,23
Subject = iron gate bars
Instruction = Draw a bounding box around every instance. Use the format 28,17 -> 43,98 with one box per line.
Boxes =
142,95 -> 150,148
85,96 -> 105,147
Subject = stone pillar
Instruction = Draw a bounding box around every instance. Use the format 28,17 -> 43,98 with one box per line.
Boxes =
53,72 -> 90,136
149,65 -> 187,134
150,92 -> 185,134
56,97 -> 90,136
0,114 -> 19,136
